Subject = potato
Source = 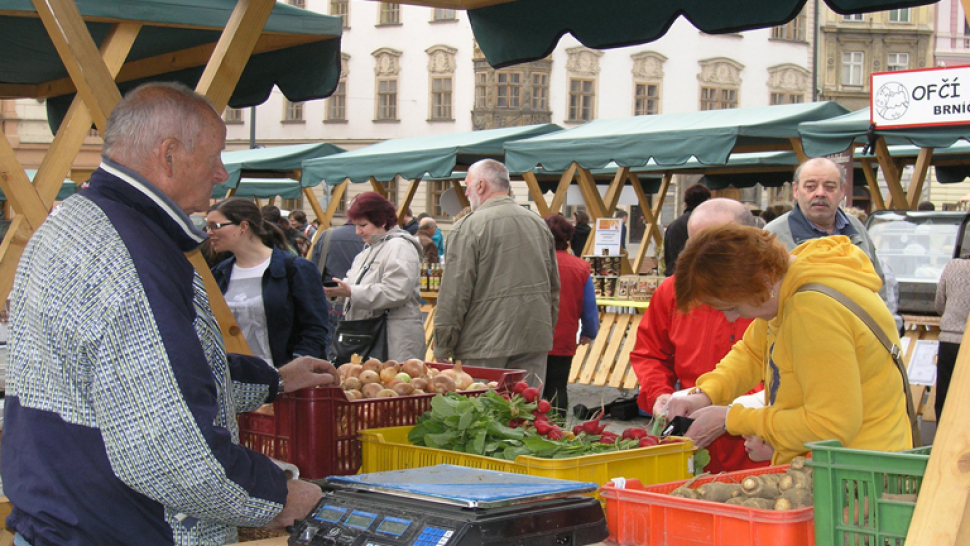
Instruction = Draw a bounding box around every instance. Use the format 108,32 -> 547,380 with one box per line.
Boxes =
342,377 -> 361,391
376,388 -> 398,398
361,383 -> 383,398
359,370 -> 381,385
411,377 -> 429,391
431,374 -> 456,393
363,358 -> 382,372
345,389 -> 363,400
402,359 -> 425,379
382,359 -> 400,371
392,383 -> 415,396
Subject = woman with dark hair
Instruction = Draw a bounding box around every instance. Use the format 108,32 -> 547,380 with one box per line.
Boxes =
665,225 -> 913,464
570,210 -> 591,256
207,197 -> 331,368
544,214 -> 599,416
663,183 -> 711,276
324,192 -> 426,361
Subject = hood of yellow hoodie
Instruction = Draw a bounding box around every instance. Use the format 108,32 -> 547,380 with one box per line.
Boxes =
779,235 -> 882,302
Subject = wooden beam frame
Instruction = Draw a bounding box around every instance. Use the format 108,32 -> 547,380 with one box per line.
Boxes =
873,137 -> 908,209
907,147 -> 933,209
318,180 -> 349,231
575,166 -> 607,220
629,172 -> 669,273
398,177 -> 422,226
304,186 -> 326,226
549,163 -> 577,214
522,171 -> 550,217
450,178 -> 470,209
861,161 -> 886,211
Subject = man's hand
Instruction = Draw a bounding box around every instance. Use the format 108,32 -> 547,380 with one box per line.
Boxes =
684,405 -> 728,449
664,392 -> 712,419
279,356 -> 339,392
266,479 -> 323,530
743,435 -> 774,462
434,357 -> 453,364
578,336 -> 593,346
652,393 -> 672,418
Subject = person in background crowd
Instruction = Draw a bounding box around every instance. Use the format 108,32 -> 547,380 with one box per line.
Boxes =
261,205 -> 309,257
631,198 -> 767,472
418,212 -> 446,259
663,184 -> 711,276
934,256 -> 970,422
324,192 -> 426,361
764,157 -> 900,330
570,210 -> 591,257
666,225 -> 913,464
434,159 -> 560,384
543,214 -> 599,417
1,82 -> 337,546
401,208 -> 419,235
917,201 -> 936,211
417,217 -> 440,264
759,202 -> 792,225
289,209 -> 316,240
209,197 -> 331,369
614,209 -> 628,250
310,219 -> 366,353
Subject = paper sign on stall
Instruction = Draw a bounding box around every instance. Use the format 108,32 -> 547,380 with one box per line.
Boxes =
907,339 -> 939,386
594,218 -> 622,255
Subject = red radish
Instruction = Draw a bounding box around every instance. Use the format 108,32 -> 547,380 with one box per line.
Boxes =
501,393 -> 511,401
521,387 -> 540,403
599,433 -> 618,445
638,436 -> 660,448
533,412 -> 549,423
508,420 -> 519,428
621,427 -> 648,441
534,420 -> 553,436
572,425 -> 585,436
537,399 -> 552,413
580,410 -> 607,435
513,381 -> 530,394
660,438 -> 682,445
547,427 -> 564,440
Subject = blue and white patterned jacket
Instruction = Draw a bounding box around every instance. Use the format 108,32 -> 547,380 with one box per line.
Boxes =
1,159 -> 287,546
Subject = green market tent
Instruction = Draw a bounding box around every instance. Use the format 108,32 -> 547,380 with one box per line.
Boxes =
212,178 -> 302,200
504,102 -> 849,174
466,0 -> 938,68
221,143 -> 346,188
301,124 -> 562,186
0,0 -> 343,132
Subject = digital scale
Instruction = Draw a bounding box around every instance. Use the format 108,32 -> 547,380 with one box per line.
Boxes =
289,465 -> 609,546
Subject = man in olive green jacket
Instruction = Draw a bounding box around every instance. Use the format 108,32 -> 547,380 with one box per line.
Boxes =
434,159 -> 560,385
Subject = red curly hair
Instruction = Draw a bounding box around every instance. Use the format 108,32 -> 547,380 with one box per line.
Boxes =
347,191 -> 398,230
674,224 -> 790,313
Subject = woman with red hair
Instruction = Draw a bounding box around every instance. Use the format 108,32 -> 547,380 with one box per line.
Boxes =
666,224 -> 913,464
324,192 -> 426,362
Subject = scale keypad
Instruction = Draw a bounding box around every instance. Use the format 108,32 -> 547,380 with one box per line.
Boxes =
414,526 -> 453,546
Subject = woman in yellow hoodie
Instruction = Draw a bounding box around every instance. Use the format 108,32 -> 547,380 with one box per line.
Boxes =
665,224 -> 912,465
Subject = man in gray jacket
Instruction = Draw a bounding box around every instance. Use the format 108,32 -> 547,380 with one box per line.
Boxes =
434,159 -> 560,384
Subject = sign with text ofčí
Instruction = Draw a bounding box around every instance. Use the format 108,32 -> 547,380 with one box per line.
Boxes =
871,65 -> 970,129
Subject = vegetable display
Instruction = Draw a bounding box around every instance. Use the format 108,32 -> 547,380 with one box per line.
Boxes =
669,456 -> 814,510
337,357 -> 495,399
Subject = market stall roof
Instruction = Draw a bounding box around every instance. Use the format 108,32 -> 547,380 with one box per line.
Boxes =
504,101 -> 849,174
799,107 -> 970,157
301,123 -> 562,186
213,178 -> 302,200
221,143 -> 346,188
464,0 -> 938,68
0,0 -> 343,132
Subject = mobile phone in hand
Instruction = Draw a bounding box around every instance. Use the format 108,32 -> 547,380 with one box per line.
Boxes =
323,281 -> 339,288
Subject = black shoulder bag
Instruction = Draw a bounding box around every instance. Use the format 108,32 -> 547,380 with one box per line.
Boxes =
330,247 -> 388,365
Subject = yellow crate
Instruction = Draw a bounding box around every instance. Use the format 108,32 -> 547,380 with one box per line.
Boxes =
359,426 -> 696,499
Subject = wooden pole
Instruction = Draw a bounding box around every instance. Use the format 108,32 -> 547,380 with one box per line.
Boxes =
907,147 -> 933,209
549,163 -> 577,215
861,161 -> 886,211
522,171 -> 550,217
398,178 -> 421,226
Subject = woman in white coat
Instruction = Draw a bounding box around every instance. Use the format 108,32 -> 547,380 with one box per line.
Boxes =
324,192 -> 426,361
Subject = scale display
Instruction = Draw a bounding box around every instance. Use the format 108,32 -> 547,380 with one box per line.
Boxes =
288,466 -> 608,546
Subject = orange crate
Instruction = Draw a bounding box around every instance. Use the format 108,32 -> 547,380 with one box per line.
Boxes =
237,363 -> 525,479
600,465 -> 814,546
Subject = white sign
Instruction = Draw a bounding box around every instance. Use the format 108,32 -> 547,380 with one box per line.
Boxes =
594,218 -> 623,255
907,339 -> 939,387
871,65 -> 970,129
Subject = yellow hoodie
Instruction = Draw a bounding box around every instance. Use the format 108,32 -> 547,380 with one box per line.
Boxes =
696,236 -> 913,464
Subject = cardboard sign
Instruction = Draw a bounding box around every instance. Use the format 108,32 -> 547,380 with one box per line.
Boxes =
907,339 -> 939,386
871,65 -> 970,129
594,218 -> 622,255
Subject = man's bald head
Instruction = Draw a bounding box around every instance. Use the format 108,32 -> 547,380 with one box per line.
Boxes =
687,198 -> 757,238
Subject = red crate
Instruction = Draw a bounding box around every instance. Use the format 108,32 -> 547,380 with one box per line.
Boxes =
237,363 -> 525,479
600,465 -> 814,546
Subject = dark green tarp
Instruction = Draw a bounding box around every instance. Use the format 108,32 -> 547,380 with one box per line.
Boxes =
0,0 -> 343,132
505,102 -> 848,174
301,124 -> 562,186
221,143 -> 345,188
468,0 -> 938,68
212,178 -> 303,200
799,108 -> 970,158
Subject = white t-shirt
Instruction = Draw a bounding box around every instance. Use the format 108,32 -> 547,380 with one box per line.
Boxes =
225,257 -> 274,367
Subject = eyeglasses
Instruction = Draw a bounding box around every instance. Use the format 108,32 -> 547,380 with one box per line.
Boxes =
204,221 -> 237,232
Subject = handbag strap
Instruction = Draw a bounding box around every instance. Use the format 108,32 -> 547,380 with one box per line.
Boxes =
796,282 -> 922,447
314,228 -> 336,278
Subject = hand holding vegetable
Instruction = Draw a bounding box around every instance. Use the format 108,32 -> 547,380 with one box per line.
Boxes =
664,391 -> 712,418
684,404 -> 728,449
279,356 -> 339,392
652,393 -> 672,418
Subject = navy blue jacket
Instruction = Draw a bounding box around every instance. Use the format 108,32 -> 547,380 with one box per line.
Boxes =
212,249 -> 331,367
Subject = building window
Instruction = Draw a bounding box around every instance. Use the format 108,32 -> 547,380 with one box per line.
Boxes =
330,0 -> 349,28
284,100 -> 304,122
770,92 -> 804,105
475,72 -> 488,109
569,79 -> 595,121
887,52 -> 910,71
289,0 -> 305,7
224,107 -> 244,123
888,8 -> 910,23
430,76 -> 453,120
771,9 -> 806,41
376,78 -> 398,120
379,180 -> 399,206
432,8 -> 456,21
496,72 -> 521,109
634,83 -> 659,115
843,13 -> 864,21
379,3 -> 400,25
531,73 -> 549,110
428,180 -> 451,218
700,87 -> 737,110
327,81 -> 347,121
842,51 -> 865,86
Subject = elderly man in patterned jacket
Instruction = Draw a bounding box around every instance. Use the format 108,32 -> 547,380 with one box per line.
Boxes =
1,82 -> 338,546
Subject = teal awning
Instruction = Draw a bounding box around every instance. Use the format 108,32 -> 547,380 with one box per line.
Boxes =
468,0 -> 937,68
0,171 -> 75,201
212,178 -> 303,200
799,108 -> 970,158
0,0 -> 343,132
221,143 -> 346,188
301,124 -> 562,186
505,102 -> 849,174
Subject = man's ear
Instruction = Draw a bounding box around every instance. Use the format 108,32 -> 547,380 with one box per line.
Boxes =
159,137 -> 178,177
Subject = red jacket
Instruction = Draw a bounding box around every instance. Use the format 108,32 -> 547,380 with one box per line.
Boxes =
551,250 -> 590,356
630,276 -> 766,473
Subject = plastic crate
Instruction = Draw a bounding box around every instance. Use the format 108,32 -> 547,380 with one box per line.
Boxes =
600,465 -> 814,546
806,439 -> 932,546
237,363 -> 525,479
358,426 -> 695,499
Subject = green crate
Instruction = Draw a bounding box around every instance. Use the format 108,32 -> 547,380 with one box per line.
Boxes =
807,440 -> 932,546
